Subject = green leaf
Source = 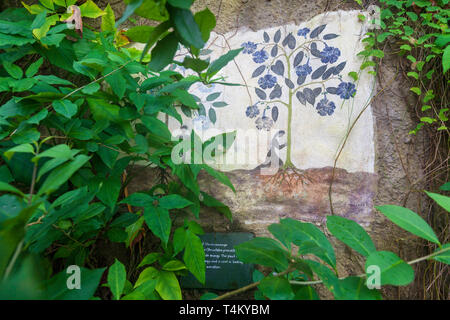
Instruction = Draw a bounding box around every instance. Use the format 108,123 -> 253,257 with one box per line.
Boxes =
335,277 -> 382,300
38,155 -> 90,195
155,271 -> 181,300
52,99 -> 78,119
183,230 -> 205,284
281,218 -> 336,268
124,25 -> 154,43
33,144 -> 73,161
200,292 -> 218,300
235,237 -> 289,271
158,194 -> 193,210
326,216 -> 376,257
46,267 -> 106,300
375,205 -> 440,244
207,48 -> 243,77
365,251 -> 414,286
172,227 -> 186,255
169,6 -> 204,49
107,259 -> 127,300
162,260 -> 186,271
439,182 -> 450,191
293,285 -> 319,300
139,21 -> 170,62
206,92 -> 221,101
168,0 -> 193,9
101,3 -> 115,33
202,164 -> 235,192
144,205 -> 171,245
80,0 -> 105,18
138,252 -> 162,268
148,32 -> 179,72
25,58 -> 43,78
121,193 -> 154,207
135,267 -> 159,288
443,45 -> 450,73
194,8 -> 216,42
431,244 -> 450,265
3,62 -> 23,79
305,260 -> 341,296
258,276 -> 294,300
0,181 -> 25,197
4,144 -> 35,160
425,191 -> 450,212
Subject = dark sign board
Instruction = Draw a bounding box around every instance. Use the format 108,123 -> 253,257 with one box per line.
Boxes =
180,232 -> 254,290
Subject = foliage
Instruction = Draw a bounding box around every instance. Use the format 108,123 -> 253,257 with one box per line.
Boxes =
0,0 -> 238,300
226,191 -> 450,300
357,0 -> 449,134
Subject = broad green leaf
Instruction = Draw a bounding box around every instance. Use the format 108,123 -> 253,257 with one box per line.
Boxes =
121,193 -> 154,207
3,62 -> 23,79
439,182 -> 450,191
0,181 -> 25,197
183,230 -> 205,284
144,205 -> 171,245
200,292 -> 218,300
101,3 -> 115,32
124,25 -> 154,43
38,155 -> 90,195
235,237 -> 289,271
167,0 -> 193,9
148,32 -> 179,72
425,191 -> 450,213
431,244 -> 450,265
158,194 -> 193,210
138,253 -> 162,268
443,45 -> 450,73
45,267 -> 106,300
194,8 -> 216,42
335,276 -> 382,300
207,48 -> 243,77
33,144 -> 73,161
293,285 -> 319,300
172,226 -> 186,255
4,144 -> 35,160
155,271 -> 181,300
281,218 -> 336,268
162,260 -> 186,271
107,259 -> 127,300
96,175 -> 121,209
25,58 -> 43,78
134,267 -> 159,288
202,164 -> 235,192
375,205 -> 440,244
326,215 -> 376,257
258,276 -> 294,300
139,21 -> 170,62
125,215 -> 144,248
366,251 -> 414,286
305,260 -> 342,297
52,99 -> 78,118
168,6 -> 204,49
80,0 -> 105,18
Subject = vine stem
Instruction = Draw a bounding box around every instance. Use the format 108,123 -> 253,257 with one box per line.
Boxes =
213,247 -> 450,300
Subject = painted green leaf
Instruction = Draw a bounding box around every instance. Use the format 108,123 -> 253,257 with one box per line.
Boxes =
326,215 -> 376,257
425,191 -> 450,213
107,259 -> 127,300
258,276 -> 294,300
375,205 -> 440,244
155,271 -> 182,300
365,251 -> 414,286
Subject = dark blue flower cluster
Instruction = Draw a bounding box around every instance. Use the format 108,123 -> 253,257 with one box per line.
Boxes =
252,50 -> 269,63
241,41 -> 257,54
245,104 -> 260,118
316,98 -> 336,116
337,82 -> 356,99
320,46 -> 341,64
297,28 -> 310,38
258,74 -> 277,89
295,63 -> 312,76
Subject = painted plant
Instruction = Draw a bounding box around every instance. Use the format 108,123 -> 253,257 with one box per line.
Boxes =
241,24 -> 356,169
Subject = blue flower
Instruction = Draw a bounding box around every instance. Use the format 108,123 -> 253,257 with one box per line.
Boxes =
258,74 -> 277,89
255,116 -> 274,131
252,50 -> 269,63
295,63 -> 312,77
297,28 -> 310,38
320,46 -> 341,64
245,105 -> 260,118
336,82 -> 356,99
193,115 -> 211,130
241,41 -> 257,54
316,98 -> 336,116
